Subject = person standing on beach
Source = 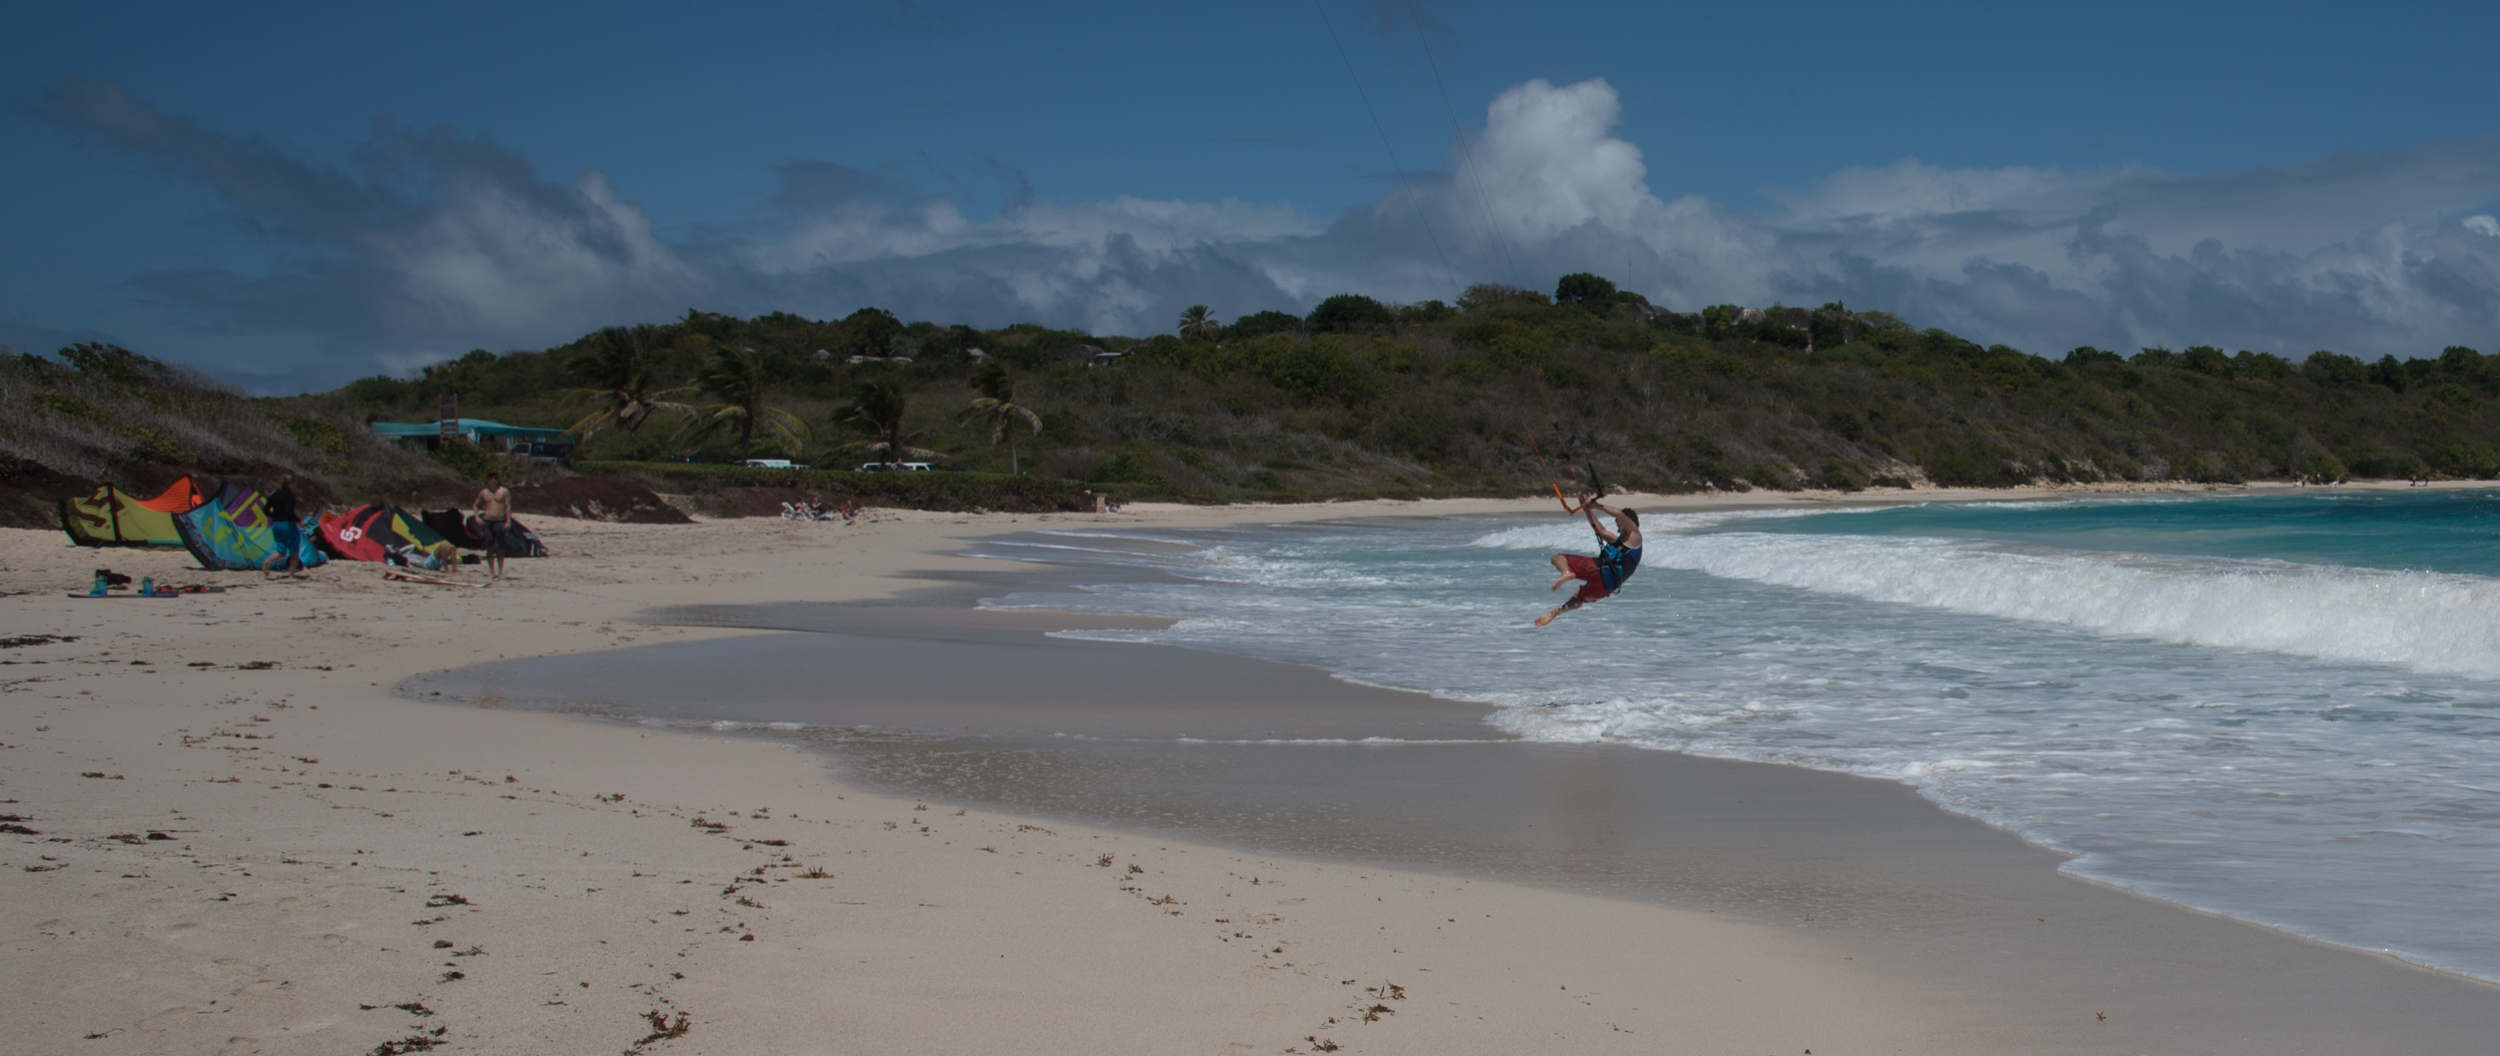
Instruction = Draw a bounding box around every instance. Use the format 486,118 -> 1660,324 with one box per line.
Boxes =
261,473 -> 304,579
473,472 -> 513,580
1537,498 -> 1643,627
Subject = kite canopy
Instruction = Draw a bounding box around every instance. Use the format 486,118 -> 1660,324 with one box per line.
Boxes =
59,477 -> 204,548
420,509 -> 483,549
495,517 -> 551,558
318,504 -> 398,563
134,476 -> 207,512
421,509 -> 550,557
390,507 -> 450,555
317,503 -> 460,565
173,483 -> 327,571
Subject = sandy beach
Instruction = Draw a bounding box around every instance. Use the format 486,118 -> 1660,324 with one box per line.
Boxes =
9,484 -> 2500,1054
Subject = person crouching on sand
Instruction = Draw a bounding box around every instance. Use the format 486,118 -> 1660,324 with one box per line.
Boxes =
1537,499 -> 1643,627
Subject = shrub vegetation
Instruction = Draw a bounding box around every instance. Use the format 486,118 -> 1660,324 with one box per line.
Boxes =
13,276 -> 2500,522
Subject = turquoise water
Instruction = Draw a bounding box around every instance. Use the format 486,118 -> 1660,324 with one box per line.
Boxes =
970,491 -> 2500,983
1736,491 -> 2500,577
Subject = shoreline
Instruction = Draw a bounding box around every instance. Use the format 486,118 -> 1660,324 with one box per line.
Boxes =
7,490 -> 2500,1053
409,522 -> 2500,1051
2,501 -> 2014,1055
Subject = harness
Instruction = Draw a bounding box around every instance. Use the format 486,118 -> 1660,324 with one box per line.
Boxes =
1595,540 -> 1641,592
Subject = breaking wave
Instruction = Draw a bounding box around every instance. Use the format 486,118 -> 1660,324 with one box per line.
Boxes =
1473,521 -> 2500,681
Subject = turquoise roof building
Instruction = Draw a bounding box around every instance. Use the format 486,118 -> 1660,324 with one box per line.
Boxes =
371,419 -> 570,443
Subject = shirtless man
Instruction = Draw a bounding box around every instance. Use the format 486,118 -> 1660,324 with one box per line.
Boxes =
1536,499 -> 1643,626
473,472 -> 513,579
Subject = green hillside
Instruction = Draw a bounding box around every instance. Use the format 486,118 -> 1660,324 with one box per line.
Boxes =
339,276 -> 2500,497
9,272 -> 2499,527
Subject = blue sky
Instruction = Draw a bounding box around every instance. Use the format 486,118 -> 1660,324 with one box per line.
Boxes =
6,0 -> 2500,392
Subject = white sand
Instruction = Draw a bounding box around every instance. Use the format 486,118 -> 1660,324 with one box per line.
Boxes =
0,489 -> 2422,1054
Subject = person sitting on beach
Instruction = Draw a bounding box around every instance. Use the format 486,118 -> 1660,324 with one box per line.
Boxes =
473,472 -> 513,579
1536,498 -> 1643,627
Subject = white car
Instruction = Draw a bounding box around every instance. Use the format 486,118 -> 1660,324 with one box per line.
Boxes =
741,459 -> 808,469
854,462 -> 934,472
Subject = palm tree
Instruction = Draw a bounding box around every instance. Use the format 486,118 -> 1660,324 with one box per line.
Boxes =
839,377 -> 942,468
559,325 -> 697,460
1177,304 -> 1219,341
693,346 -> 810,460
959,361 -> 1042,474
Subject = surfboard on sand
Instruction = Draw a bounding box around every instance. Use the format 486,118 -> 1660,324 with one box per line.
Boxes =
380,568 -> 482,585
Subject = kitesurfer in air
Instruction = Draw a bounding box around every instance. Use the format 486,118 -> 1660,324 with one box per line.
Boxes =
1536,498 -> 1642,626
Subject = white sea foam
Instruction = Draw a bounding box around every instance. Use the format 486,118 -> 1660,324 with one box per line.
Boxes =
1467,507 -> 1836,550
1466,515 -> 2500,680
1652,533 -> 2500,680
984,506 -> 2500,982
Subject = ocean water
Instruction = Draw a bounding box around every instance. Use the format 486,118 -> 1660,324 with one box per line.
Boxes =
968,492 -> 2500,982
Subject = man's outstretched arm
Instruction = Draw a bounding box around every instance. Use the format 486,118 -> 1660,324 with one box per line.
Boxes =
1583,499 -> 1618,544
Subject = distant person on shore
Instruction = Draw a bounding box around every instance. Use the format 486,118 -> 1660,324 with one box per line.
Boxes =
261,473 -> 304,579
473,472 -> 513,579
1536,498 -> 1643,627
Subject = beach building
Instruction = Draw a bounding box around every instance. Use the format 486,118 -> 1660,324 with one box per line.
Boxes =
371,418 -> 576,466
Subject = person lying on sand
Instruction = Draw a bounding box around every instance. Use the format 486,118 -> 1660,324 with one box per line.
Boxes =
1537,499 -> 1642,627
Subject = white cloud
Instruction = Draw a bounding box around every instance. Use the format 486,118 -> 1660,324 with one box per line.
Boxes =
37,74 -> 2500,388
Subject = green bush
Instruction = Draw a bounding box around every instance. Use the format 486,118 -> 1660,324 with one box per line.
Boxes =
1090,452 -> 1174,494
431,437 -> 502,482
1924,446 -> 2022,487
264,411 -> 348,454
2434,441 -> 2500,477
34,390 -> 188,461
1247,340 -> 1389,405
1227,310 -> 1303,339
1307,294 -> 1396,333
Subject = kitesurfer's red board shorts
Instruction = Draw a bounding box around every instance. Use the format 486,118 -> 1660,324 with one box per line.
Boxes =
1563,554 -> 1612,603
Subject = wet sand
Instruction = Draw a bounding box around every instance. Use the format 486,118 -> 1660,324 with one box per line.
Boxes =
417,588 -> 2500,1056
